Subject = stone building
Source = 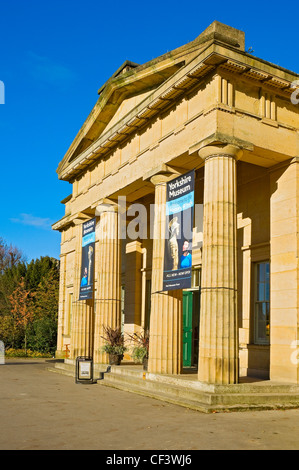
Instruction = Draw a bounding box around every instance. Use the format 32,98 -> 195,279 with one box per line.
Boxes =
53,21 -> 299,386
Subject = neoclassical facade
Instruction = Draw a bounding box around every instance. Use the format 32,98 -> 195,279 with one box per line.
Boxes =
53,21 -> 299,385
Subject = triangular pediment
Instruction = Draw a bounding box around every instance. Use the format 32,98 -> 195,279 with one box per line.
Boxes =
57,21 -> 248,179
57,28 -> 235,176
58,57 -> 186,176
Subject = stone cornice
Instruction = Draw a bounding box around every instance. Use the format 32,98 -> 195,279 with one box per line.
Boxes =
57,22 -> 245,176
198,144 -> 243,161
58,44 -> 298,183
52,210 -> 94,232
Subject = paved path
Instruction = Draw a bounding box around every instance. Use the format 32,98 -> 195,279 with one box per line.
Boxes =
1,358 -> 299,450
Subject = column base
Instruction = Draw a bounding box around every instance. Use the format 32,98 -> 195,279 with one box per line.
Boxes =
198,356 -> 239,385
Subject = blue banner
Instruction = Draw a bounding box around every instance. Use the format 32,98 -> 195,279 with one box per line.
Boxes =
79,218 -> 96,300
163,171 -> 195,291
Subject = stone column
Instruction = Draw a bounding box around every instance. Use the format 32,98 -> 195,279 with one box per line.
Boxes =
270,157 -> 299,383
198,144 -> 242,384
148,174 -> 183,375
56,253 -> 66,357
70,223 -> 94,359
70,224 -> 81,359
93,203 -> 122,364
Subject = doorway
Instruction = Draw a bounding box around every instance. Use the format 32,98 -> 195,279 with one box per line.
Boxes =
182,289 -> 200,369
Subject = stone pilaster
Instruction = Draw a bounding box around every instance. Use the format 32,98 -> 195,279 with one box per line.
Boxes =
125,241 -> 143,330
198,144 -> 242,384
148,174 -> 183,375
93,203 -> 122,364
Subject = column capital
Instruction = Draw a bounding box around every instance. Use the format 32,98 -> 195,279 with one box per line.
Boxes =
198,144 -> 243,162
150,173 -> 174,186
143,163 -> 184,186
95,199 -> 119,216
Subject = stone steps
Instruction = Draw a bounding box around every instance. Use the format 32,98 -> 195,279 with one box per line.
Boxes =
98,377 -> 299,413
99,368 -> 299,410
48,361 -> 75,377
48,360 -> 299,413
101,370 -> 213,405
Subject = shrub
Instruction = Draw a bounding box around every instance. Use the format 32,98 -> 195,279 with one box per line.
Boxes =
100,326 -> 127,356
5,348 -> 52,358
126,329 -> 149,363
131,346 -> 148,364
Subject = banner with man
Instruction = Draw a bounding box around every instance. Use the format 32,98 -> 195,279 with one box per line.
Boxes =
79,218 -> 96,300
163,170 -> 195,291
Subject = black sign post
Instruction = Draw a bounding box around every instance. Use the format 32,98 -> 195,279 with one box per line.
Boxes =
75,356 -> 94,384
163,170 -> 195,291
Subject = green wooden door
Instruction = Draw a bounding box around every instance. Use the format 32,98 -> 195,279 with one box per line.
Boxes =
183,291 -> 193,367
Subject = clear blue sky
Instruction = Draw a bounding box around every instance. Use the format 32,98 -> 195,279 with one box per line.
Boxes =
0,0 -> 298,262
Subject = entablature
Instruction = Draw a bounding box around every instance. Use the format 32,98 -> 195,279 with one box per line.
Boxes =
58,44 -> 298,183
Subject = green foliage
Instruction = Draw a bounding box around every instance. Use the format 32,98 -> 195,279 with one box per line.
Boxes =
0,241 -> 60,356
126,328 -> 150,363
0,313 -> 23,349
0,262 -> 27,317
27,266 -> 59,355
131,346 -> 148,364
100,325 -> 127,356
27,316 -> 57,355
5,348 -> 52,358
26,256 -> 58,291
101,344 -> 127,356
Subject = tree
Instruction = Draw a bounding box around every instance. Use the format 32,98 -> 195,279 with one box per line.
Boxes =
0,237 -> 26,274
0,312 -> 23,350
0,239 -> 27,348
27,264 -> 59,354
0,241 -> 60,355
9,277 -> 34,354
26,256 -> 56,291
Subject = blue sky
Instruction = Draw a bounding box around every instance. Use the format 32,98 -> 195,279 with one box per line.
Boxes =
0,0 -> 298,262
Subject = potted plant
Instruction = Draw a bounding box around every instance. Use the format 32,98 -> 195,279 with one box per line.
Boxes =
127,329 -> 149,371
100,325 -> 127,365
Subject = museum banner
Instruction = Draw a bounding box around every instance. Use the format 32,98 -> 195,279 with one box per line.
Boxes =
163,170 -> 195,291
79,218 -> 96,300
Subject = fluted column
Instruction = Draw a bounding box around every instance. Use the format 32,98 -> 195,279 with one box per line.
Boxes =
148,174 -> 183,375
198,144 -> 242,384
93,203 -> 121,364
56,253 -> 66,357
70,224 -> 81,359
70,223 -> 94,359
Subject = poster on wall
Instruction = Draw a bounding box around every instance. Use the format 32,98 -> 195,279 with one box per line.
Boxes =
79,218 -> 96,300
163,170 -> 195,291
